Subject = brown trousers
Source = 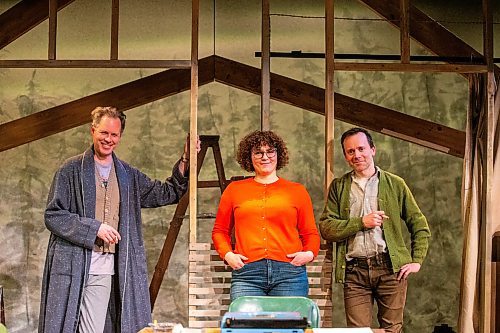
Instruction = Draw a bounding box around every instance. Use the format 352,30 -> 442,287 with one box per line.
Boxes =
343,254 -> 408,333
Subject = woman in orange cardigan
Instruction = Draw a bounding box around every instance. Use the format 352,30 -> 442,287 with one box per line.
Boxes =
212,130 -> 320,301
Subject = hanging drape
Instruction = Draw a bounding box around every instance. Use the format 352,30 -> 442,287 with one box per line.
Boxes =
459,72 -> 499,333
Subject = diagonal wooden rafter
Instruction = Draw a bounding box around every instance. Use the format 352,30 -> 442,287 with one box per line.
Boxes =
0,0 -> 484,159
0,55 -> 465,157
0,56 -> 215,152
214,56 -> 465,158
358,0 -> 499,76
0,0 -> 76,50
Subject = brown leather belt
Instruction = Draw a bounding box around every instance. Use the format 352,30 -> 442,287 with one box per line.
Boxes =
347,253 -> 391,268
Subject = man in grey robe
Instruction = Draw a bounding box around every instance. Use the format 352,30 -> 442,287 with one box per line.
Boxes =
38,106 -> 197,333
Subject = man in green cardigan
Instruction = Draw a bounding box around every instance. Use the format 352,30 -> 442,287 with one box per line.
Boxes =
319,127 -> 431,333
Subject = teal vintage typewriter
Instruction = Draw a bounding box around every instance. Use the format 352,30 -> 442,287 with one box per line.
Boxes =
221,312 -> 309,333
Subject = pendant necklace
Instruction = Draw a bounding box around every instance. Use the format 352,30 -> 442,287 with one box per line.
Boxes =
95,164 -> 110,188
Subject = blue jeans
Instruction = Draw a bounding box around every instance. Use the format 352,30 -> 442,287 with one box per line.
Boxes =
230,259 -> 309,301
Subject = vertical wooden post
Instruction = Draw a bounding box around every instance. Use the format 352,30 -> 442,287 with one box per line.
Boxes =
400,0 -> 410,64
324,0 -> 334,193
481,0 -> 493,332
261,0 -> 271,131
189,0 -> 199,244
482,72 -> 494,333
48,0 -> 57,60
110,0 -> 119,60
0,285 -> 4,325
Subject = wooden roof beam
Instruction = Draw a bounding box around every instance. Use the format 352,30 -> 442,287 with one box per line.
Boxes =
214,55 -> 465,158
0,56 -> 465,158
0,0 -> 75,50
0,56 -> 214,152
358,0 -> 499,76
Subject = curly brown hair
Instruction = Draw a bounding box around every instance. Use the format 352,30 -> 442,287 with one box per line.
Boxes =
236,130 -> 289,172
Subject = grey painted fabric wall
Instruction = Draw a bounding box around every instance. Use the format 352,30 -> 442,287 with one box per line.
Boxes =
0,0 -> 491,332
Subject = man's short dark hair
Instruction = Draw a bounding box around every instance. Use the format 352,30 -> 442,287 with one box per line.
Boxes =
340,127 -> 375,154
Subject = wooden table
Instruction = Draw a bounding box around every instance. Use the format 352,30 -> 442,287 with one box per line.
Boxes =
139,328 -> 385,333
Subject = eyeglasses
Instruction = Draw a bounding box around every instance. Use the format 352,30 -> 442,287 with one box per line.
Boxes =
252,148 -> 277,159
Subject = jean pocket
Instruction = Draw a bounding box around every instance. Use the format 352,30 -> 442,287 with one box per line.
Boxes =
280,262 -> 306,275
232,262 -> 251,274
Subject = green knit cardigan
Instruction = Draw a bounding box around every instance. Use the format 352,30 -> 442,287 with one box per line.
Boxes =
319,169 -> 431,283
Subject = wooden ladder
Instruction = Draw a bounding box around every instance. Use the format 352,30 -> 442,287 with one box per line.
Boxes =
149,135 -> 228,308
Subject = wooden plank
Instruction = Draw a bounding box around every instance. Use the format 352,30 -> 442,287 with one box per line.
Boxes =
188,264 -> 231,271
400,0 -> 410,64
483,0 -> 493,73
48,0 -> 57,60
2,56 -> 466,159
0,56 -> 213,152
0,285 -> 4,325
189,310 -> 225,317
261,0 -> 270,131
188,283 -> 230,289
189,254 -> 226,261
189,0 -> 200,244
214,56 -> 466,158
479,0 -> 499,324
190,243 -> 212,251
189,294 -> 230,301
0,59 -> 191,68
311,299 -> 330,306
188,298 -> 231,306
333,62 -> 487,73
189,287 -> 230,294
309,289 -> 331,296
481,70 -> 494,333
0,0 -> 75,50
359,0 -> 499,77
189,277 -> 232,284
494,233 -> 500,333
188,321 -> 219,328
325,0 -> 335,192
110,0 -> 119,60
188,265 -> 229,271
482,2 -> 494,329
306,266 -> 327,273
495,263 -> 499,333
198,180 -> 225,188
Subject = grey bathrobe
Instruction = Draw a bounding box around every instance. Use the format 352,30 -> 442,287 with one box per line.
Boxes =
38,147 -> 188,333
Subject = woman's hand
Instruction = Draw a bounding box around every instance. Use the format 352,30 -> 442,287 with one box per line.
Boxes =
287,251 -> 314,266
224,252 -> 248,270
